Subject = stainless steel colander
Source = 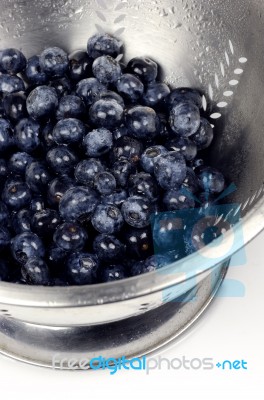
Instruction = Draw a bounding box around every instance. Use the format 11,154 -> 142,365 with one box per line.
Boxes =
0,0 -> 264,368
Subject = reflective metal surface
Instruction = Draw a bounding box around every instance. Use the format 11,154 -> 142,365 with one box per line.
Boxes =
0,264 -> 228,368
0,0 -> 263,364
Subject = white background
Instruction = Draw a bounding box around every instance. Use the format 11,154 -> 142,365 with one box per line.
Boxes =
1,231 -> 264,400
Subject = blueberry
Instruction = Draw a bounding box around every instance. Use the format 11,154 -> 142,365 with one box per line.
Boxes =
191,158 -> 204,171
143,82 -> 170,107
182,168 -> 199,194
0,227 -> 10,250
151,213 -> 187,254
25,161 -> 52,194
53,222 -> 88,251
116,73 -> 144,103
154,151 -> 187,190
157,112 -> 171,140
56,95 -> 85,120
51,277 -> 69,286
47,244 -> 69,268
68,50 -> 92,81
0,95 -> 5,118
93,234 -> 125,262
0,201 -> 9,225
124,227 -> 153,259
21,257 -> 50,285
102,189 -> 128,208
112,124 -> 129,141
112,159 -> 136,188
0,119 -> 14,152
87,33 -> 123,59
12,209 -> 32,234
198,192 -> 217,209
66,252 -> 99,285
94,171 -> 117,195
59,186 -> 99,222
89,99 -> 124,129
121,196 -> 152,228
8,152 -> 33,175
91,204 -> 124,234
39,47 -> 69,78
41,121 -> 56,149
197,167 -> 225,194
14,118 -> 41,153
10,232 -> 45,264
0,259 -> 9,281
83,128 -> 113,157
25,55 -> 49,85
26,86 -> 58,120
140,145 -> 167,174
3,92 -> 27,121
145,254 -> 171,269
100,264 -> 126,282
125,106 -> 159,140
0,158 -> 8,183
74,159 -> 104,186
165,137 -> 197,161
131,254 -> 170,276
0,158 -> 8,182
76,78 -> 107,106
46,146 -> 78,175
184,215 -> 224,255
47,176 -> 74,207
92,55 -> 122,84
112,136 -> 144,164
99,90 -> 125,107
166,88 -> 203,109
169,101 -> 201,137
50,77 -> 72,98
0,74 -> 25,94
2,179 -> 31,210
31,209 -> 61,237
127,57 -> 158,83
0,48 -> 26,74
163,188 -> 195,211
191,118 -> 214,150
30,196 -> 45,213
128,172 -> 159,203
53,118 -> 86,145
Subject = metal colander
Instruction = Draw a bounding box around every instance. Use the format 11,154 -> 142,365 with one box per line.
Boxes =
0,0 -> 264,368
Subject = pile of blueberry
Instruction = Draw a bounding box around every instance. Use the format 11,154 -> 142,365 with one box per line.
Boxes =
0,33 -> 226,286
